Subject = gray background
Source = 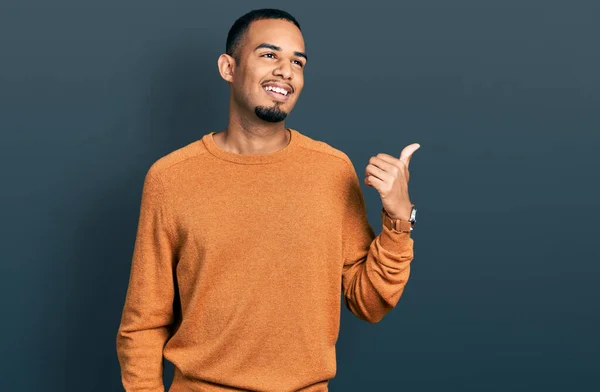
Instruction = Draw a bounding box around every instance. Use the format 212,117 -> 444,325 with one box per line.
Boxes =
1,0 -> 598,391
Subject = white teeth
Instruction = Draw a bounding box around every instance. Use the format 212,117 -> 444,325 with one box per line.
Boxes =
264,86 -> 289,96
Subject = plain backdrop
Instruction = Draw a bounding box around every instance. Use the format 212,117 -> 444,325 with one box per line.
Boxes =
1,0 -> 598,391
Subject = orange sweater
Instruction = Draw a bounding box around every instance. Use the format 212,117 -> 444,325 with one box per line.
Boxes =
116,128 -> 415,392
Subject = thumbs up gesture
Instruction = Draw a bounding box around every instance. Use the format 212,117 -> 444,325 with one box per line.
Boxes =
364,143 -> 420,221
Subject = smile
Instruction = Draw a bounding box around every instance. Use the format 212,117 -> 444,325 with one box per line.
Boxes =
263,86 -> 290,102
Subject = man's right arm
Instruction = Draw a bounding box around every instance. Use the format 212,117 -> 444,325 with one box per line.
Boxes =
116,167 -> 178,392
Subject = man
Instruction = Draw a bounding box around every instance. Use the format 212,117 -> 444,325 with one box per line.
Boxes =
116,8 -> 420,392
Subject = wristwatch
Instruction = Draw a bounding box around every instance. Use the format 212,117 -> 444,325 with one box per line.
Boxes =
381,205 -> 416,233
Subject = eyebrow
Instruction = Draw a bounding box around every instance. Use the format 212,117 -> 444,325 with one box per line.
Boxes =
254,42 -> 308,61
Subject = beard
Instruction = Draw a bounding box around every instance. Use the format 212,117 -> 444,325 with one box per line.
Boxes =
254,103 -> 288,123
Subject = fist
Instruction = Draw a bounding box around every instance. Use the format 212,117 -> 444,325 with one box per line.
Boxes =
364,143 -> 420,220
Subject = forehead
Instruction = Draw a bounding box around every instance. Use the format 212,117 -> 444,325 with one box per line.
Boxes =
244,19 -> 305,52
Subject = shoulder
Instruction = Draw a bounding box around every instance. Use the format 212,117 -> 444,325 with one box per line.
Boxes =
145,138 -> 208,179
294,129 -> 355,172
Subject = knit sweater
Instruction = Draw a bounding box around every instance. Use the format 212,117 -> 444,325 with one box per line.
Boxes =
116,128 -> 415,392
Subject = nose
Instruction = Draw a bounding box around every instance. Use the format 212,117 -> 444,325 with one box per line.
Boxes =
274,60 -> 293,80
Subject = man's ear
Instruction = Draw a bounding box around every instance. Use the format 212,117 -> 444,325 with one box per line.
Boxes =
217,54 -> 235,83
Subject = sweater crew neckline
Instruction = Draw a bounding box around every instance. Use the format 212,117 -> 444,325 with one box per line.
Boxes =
202,128 -> 299,165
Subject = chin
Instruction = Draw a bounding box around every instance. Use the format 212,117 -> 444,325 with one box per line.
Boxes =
255,105 -> 289,122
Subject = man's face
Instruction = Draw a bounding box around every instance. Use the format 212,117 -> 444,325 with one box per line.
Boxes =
228,19 -> 307,123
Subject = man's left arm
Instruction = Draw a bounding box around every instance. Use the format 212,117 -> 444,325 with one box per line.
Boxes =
341,143 -> 420,323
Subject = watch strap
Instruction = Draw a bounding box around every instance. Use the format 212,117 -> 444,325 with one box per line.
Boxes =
381,206 -> 414,233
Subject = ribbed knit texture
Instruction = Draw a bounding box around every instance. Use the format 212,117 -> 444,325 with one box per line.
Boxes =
116,128 -> 415,392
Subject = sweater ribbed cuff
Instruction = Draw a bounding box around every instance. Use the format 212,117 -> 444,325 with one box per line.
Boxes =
379,222 -> 413,251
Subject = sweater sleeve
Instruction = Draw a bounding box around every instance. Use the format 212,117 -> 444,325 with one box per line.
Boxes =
341,158 -> 415,324
116,168 -> 178,392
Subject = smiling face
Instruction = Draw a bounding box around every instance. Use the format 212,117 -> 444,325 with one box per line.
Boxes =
218,18 -> 307,123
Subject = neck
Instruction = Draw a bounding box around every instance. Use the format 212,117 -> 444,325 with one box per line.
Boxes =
215,109 -> 290,155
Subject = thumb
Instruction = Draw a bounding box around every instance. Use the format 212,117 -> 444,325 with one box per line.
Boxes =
399,143 -> 420,169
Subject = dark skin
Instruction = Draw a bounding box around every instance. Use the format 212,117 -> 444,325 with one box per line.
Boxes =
215,18 -> 419,221
215,18 -> 306,154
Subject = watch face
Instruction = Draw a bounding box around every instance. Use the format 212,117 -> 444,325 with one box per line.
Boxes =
410,207 -> 417,222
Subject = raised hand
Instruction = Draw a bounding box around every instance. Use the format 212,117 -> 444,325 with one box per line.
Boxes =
364,143 -> 420,221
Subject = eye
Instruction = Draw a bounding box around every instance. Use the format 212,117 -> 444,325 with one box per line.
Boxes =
261,53 -> 304,68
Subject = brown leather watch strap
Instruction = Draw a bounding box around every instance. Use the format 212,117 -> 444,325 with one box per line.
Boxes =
381,207 -> 413,233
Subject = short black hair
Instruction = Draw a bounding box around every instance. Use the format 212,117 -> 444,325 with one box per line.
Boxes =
225,8 -> 302,64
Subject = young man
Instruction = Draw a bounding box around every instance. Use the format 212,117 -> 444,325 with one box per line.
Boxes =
116,8 -> 419,392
